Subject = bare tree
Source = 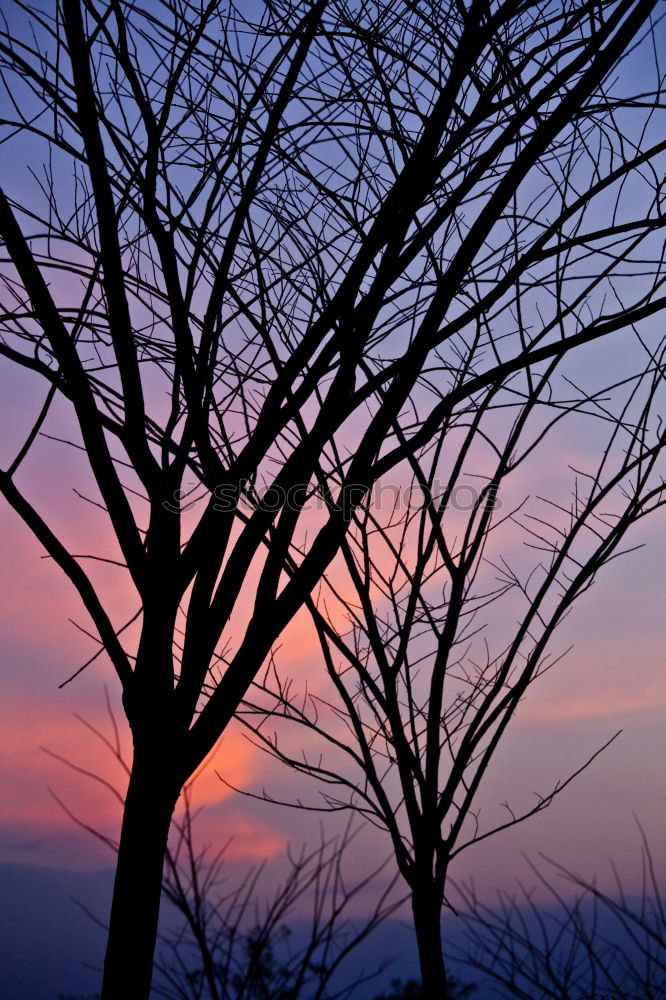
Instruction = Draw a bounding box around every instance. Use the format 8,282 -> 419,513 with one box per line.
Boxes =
451,826 -> 665,999
158,796 -> 401,1000
0,1 -> 665,997
46,701 -> 403,1000
240,330 -> 666,991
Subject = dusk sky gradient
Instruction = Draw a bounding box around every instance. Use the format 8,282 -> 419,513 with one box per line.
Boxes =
1,382 -> 663,877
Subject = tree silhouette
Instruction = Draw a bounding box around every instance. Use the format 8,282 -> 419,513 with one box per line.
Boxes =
158,794 -> 402,1000
241,337 -> 665,993
451,827 -> 665,999
1,1 -> 664,998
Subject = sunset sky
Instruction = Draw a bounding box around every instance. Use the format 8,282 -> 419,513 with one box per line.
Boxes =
1,391 -> 663,879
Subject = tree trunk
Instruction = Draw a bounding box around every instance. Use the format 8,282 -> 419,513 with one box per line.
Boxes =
411,883 -> 447,998
100,744 -> 180,1000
